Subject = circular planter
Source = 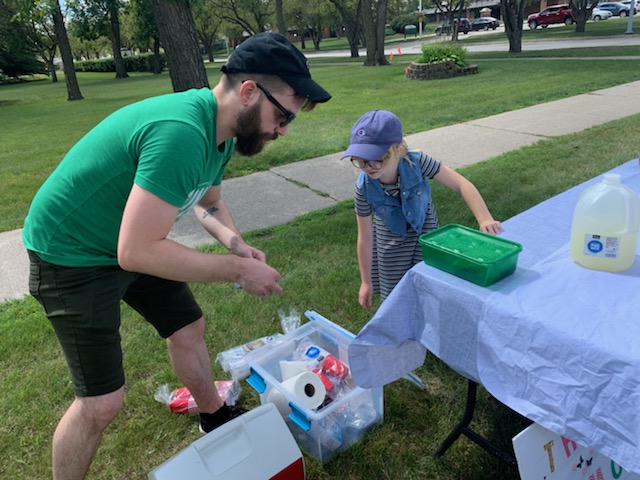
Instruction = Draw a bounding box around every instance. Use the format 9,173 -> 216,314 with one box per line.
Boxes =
405,61 -> 478,80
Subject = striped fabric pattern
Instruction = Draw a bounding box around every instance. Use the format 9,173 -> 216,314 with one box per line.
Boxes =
355,151 -> 441,299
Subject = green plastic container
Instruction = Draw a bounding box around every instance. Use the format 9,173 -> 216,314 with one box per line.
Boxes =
418,224 -> 523,287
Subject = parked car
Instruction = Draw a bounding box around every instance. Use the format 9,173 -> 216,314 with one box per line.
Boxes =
527,4 -> 575,29
620,0 -> 639,13
596,1 -> 632,16
471,17 -> 500,30
435,18 -> 472,35
591,6 -> 614,19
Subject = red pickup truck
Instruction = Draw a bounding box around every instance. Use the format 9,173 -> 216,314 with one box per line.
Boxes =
527,4 -> 575,29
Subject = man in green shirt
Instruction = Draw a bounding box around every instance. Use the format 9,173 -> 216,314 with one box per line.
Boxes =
23,32 -> 330,480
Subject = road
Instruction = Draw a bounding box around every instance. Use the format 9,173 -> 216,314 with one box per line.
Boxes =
303,30 -> 640,57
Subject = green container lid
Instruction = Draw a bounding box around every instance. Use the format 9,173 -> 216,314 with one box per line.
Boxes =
419,224 -> 523,286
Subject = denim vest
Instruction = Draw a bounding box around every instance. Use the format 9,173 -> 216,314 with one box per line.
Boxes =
357,150 -> 431,237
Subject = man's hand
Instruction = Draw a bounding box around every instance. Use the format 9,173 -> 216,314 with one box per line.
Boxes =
236,257 -> 282,297
230,240 -> 266,263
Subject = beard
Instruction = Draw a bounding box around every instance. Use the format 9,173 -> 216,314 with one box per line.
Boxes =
234,102 -> 278,156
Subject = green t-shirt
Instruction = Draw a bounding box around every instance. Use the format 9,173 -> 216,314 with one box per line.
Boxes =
23,88 -> 234,267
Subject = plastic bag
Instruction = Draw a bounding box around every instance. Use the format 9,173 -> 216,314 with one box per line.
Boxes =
154,380 -> 240,415
216,334 -> 284,380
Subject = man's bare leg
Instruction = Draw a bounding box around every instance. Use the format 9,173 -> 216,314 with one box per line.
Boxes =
52,387 -> 124,480
166,316 -> 224,414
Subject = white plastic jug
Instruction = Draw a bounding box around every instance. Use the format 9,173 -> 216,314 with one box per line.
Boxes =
570,173 -> 640,272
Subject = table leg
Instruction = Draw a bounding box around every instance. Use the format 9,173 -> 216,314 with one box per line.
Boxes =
434,379 -> 518,468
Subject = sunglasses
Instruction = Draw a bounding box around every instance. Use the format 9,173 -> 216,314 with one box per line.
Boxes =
255,83 -> 296,128
350,157 -> 384,170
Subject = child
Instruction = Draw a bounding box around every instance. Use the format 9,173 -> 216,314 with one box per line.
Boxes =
342,110 -> 502,309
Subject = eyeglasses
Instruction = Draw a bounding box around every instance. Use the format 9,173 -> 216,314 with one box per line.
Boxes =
255,83 -> 296,128
350,157 -> 383,170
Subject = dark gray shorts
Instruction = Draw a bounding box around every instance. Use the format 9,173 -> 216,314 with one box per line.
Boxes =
27,250 -> 203,397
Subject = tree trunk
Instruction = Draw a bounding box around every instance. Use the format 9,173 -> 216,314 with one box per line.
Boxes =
150,0 -> 209,92
361,0 -> 389,66
373,0 -> 388,64
45,59 -> 58,82
329,0 -> 361,58
569,0 -> 590,32
307,26 -> 322,51
361,0 -> 376,65
107,0 -> 129,79
501,0 -> 525,53
52,0 -> 83,100
275,0 -> 286,34
153,35 -> 162,74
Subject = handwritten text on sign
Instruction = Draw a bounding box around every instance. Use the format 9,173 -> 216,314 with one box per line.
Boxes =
512,423 -> 638,480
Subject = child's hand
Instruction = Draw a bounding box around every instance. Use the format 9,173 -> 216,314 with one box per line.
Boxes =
359,283 -> 374,310
480,220 -> 502,235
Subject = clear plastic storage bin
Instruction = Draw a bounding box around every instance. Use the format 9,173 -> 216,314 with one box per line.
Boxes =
246,311 -> 384,463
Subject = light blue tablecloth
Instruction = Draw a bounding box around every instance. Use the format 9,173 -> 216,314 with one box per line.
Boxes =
349,159 -> 640,474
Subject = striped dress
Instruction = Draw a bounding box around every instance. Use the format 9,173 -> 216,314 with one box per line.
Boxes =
355,152 -> 441,299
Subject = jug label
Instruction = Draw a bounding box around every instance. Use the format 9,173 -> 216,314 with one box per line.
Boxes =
582,234 -> 620,259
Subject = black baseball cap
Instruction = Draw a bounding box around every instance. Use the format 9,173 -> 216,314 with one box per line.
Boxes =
220,32 -> 331,103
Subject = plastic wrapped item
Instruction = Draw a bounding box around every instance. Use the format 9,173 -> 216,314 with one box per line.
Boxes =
278,307 -> 301,334
292,340 -> 351,401
216,334 -> 285,380
154,380 -> 240,414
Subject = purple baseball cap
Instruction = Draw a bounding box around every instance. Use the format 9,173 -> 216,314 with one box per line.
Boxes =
341,110 -> 403,161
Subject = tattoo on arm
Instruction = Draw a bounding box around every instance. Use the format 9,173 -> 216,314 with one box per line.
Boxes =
202,207 -> 219,219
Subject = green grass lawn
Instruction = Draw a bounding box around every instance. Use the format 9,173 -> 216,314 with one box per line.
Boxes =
2,112 -> 639,479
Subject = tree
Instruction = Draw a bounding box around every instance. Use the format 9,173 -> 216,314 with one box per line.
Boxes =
192,0 -> 222,63
500,0 -> 527,53
288,0 -> 338,51
210,0 -> 273,36
0,0 -> 47,79
124,0 -> 162,74
52,0 -> 84,99
106,0 -> 128,77
69,0 -> 129,79
328,0 -> 362,58
361,0 -> 388,66
274,0 -> 286,34
568,0 -> 592,33
9,0 -> 60,81
150,0 -> 208,91
432,0 -> 465,40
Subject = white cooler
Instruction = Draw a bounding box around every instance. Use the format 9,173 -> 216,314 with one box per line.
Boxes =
149,403 -> 304,480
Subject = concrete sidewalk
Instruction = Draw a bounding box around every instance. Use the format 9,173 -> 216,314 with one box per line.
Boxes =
2,79 -> 640,303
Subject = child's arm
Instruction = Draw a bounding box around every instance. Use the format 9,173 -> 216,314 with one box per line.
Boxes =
433,165 -> 502,235
356,214 -> 375,309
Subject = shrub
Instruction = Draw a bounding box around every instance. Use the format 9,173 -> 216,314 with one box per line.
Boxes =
390,14 -> 419,33
416,42 -> 468,67
74,53 -> 166,73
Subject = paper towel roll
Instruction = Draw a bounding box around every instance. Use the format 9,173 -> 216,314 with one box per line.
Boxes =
280,371 -> 326,409
267,388 -> 291,416
279,360 -> 308,381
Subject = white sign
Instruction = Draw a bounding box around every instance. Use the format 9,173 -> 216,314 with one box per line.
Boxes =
513,423 -> 639,480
